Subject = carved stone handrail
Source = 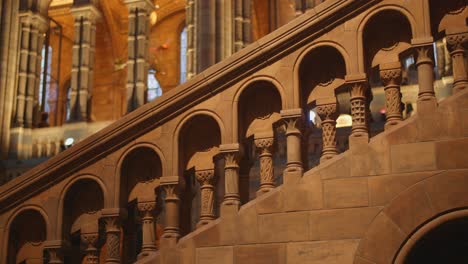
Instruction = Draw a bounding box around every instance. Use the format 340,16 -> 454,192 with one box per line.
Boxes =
0,0 -> 380,213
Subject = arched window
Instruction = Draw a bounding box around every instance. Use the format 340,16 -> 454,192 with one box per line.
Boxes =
180,26 -> 188,84
147,69 -> 162,102
39,45 -> 52,113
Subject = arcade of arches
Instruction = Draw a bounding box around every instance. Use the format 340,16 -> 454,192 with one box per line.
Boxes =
0,0 -> 467,263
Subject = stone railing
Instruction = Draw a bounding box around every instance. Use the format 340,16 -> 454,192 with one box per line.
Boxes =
0,0 -> 466,263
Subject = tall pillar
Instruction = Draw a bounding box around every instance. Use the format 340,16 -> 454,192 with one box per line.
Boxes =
242,0 -> 251,46
15,13 -> 47,128
412,39 -> 437,113
446,32 -> 468,94
81,231 -> 99,264
102,209 -> 126,264
124,0 -> 154,112
379,62 -> 403,129
69,5 -> 100,122
220,144 -> 241,213
234,0 -> 244,52
254,134 -> 275,196
195,169 -> 216,227
15,13 -> 32,127
160,177 -> 181,248
186,0 -> 195,79
281,109 -> 304,184
316,101 -> 339,162
137,197 -> 157,257
349,81 -> 369,138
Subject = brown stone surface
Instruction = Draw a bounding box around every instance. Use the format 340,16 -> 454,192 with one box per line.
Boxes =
435,138 -> 468,169
286,240 -> 359,264
196,246 -> 233,264
390,142 -> 437,173
309,207 -> 382,240
323,178 -> 369,209
258,212 -> 309,243
423,170 -> 468,213
235,244 -> 286,264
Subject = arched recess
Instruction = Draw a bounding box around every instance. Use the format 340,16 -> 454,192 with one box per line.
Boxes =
235,79 -> 284,203
355,170 -> 468,264
298,44 -> 348,169
361,8 -> 415,134
6,208 -> 48,263
177,113 -> 222,235
118,145 -> 163,261
61,178 -> 105,263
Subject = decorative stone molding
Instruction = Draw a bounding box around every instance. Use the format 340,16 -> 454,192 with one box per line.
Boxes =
254,135 -> 275,195
195,169 -> 216,227
316,102 -> 339,162
137,198 -> 157,256
379,62 -> 403,129
446,32 -> 468,93
220,144 -> 241,206
81,231 -> 99,264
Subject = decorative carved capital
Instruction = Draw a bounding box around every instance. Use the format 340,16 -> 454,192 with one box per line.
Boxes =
254,137 -> 274,151
446,32 -> 468,53
103,216 -> 121,233
137,201 -> 156,213
349,82 -> 367,99
195,169 -> 215,185
81,232 -> 99,248
316,103 -> 338,121
414,45 -> 434,66
162,184 -> 180,201
224,152 -> 240,169
380,68 -> 402,86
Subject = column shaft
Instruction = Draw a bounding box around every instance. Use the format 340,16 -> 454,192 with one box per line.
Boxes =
186,0 -> 195,79
447,32 -> 468,93
380,65 -> 403,129
104,217 -> 122,264
195,169 -> 216,227
414,45 -> 436,101
221,146 -> 241,206
15,17 -> 31,127
234,0 -> 244,52
317,103 -> 339,162
137,200 -> 157,256
349,82 -> 369,137
254,137 -> 275,196
161,182 -> 180,247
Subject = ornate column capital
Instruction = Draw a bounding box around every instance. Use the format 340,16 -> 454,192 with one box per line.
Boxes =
379,67 -> 402,87
316,101 -> 339,162
280,108 -> 304,136
70,4 -> 102,22
137,200 -> 157,213
254,136 -> 274,153
195,169 -> 215,186
348,81 -> 369,138
316,103 -> 339,121
123,0 -> 155,13
446,32 -> 468,53
81,231 -> 99,264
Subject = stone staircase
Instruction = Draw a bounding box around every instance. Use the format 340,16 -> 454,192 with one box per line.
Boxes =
1,0 -> 468,263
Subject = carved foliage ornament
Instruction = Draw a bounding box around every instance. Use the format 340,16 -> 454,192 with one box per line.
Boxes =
446,33 -> 468,52
380,68 -> 402,86
195,169 -> 215,186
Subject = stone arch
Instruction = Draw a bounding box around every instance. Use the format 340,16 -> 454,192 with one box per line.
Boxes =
60,177 -> 105,261
175,112 -> 223,234
355,170 -> 468,264
172,110 -> 227,173
4,206 -> 48,263
114,142 -> 167,207
232,75 -> 287,142
293,41 -> 351,108
395,209 -> 468,263
357,5 -> 417,73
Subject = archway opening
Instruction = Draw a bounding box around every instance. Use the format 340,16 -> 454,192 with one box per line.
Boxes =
405,217 -> 468,263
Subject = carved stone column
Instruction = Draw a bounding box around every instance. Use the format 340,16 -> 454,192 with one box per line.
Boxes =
413,42 -> 437,107
102,214 -> 123,264
281,109 -> 304,183
242,0 -> 251,45
195,169 -> 216,227
379,62 -> 403,129
186,0 -> 195,79
160,177 -> 180,248
44,240 -> 68,264
15,13 -> 32,127
316,102 -> 339,162
234,0 -> 244,52
81,232 -> 99,264
137,198 -> 157,256
69,5 -> 100,122
446,32 -> 468,94
220,144 -> 241,215
349,82 -> 369,138
124,0 -> 154,112
239,158 -> 252,204
254,135 -> 275,196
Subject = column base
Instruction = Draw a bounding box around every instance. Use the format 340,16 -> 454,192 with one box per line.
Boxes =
283,167 -> 303,185
138,250 -> 158,260
196,219 -> 214,228
417,97 -> 438,115
256,186 -> 274,197
160,233 -> 179,248
349,133 -> 369,150
221,200 -> 240,218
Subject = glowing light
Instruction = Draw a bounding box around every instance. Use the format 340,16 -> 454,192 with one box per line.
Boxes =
336,114 -> 352,128
64,138 -> 74,147
150,11 -> 158,26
